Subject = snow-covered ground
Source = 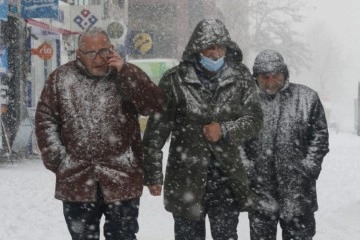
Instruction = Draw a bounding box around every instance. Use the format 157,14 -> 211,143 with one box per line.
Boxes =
0,130 -> 359,240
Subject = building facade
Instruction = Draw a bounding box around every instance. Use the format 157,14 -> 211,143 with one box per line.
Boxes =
127,0 -> 220,59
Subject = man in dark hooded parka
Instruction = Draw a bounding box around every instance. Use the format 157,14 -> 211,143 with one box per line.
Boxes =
143,19 -> 263,240
244,49 -> 329,240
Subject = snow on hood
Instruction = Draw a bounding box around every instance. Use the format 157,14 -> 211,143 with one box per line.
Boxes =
182,19 -> 243,65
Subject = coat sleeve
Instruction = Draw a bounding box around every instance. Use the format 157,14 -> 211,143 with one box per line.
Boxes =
35,71 -> 67,173
222,66 -> 264,145
117,63 -> 165,116
300,94 -> 329,180
142,71 -> 177,185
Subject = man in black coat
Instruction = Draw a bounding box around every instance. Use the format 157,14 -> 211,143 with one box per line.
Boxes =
143,19 -> 263,240
244,49 -> 329,240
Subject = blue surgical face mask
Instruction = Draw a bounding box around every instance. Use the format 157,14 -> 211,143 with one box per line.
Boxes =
199,55 -> 225,72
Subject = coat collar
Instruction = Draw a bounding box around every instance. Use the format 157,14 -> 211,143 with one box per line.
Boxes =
178,62 -> 240,109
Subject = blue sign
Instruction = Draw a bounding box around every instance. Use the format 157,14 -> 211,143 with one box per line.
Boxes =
0,0 -> 8,21
21,0 -> 59,19
9,4 -> 18,15
0,46 -> 8,74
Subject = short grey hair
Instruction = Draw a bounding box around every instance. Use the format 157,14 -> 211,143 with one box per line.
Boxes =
78,27 -> 111,48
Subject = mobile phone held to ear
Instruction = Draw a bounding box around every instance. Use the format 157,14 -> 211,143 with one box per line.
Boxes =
108,66 -> 117,76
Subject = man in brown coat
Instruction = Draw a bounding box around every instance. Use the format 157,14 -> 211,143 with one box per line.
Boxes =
35,27 -> 164,240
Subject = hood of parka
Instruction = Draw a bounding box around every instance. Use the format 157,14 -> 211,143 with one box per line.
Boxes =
182,19 -> 243,66
252,49 -> 291,97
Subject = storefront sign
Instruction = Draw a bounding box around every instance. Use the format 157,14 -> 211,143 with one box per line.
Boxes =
7,0 -> 19,17
31,42 -> 54,60
0,85 -> 8,105
72,7 -> 101,31
0,46 -> 8,73
126,31 -> 154,55
21,0 -> 59,19
0,0 -> 8,21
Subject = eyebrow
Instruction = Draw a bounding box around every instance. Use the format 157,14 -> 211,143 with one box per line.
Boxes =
206,45 -> 225,50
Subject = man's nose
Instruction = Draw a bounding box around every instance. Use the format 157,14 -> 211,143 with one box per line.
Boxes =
210,51 -> 223,60
93,53 -> 106,62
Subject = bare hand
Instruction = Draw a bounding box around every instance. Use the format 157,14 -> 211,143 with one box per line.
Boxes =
147,185 -> 162,196
203,122 -> 223,143
107,49 -> 124,73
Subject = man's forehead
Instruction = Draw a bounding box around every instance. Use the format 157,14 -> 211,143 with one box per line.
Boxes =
81,33 -> 106,41
80,35 -> 111,48
259,72 -> 283,77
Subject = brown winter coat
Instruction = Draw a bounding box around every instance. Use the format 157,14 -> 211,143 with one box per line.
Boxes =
35,60 -> 164,203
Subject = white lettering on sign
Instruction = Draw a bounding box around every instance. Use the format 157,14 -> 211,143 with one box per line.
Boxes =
39,48 -> 52,54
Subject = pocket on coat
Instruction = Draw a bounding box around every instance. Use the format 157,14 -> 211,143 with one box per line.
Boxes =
56,157 -> 90,182
110,147 -> 139,169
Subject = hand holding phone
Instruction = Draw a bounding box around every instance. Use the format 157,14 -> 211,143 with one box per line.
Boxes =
107,49 -> 124,73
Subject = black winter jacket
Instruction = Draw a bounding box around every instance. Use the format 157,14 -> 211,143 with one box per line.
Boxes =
244,81 -> 329,219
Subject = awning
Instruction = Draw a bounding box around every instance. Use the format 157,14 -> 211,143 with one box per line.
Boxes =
25,19 -> 79,35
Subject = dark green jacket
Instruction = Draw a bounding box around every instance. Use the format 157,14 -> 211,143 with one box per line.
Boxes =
143,19 -> 263,220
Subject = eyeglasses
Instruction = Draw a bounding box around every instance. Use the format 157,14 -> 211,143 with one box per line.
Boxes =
79,47 -> 112,60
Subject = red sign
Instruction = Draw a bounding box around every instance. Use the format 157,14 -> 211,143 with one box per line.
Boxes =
31,43 -> 54,60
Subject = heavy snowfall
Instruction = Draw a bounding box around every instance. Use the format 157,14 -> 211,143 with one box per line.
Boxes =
0,0 -> 360,239
0,129 -> 359,240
